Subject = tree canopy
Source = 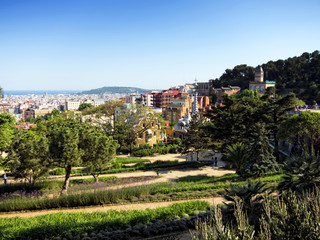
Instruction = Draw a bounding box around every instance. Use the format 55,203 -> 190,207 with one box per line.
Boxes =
212,50 -> 320,104
0,113 -> 15,153
5,129 -> 50,185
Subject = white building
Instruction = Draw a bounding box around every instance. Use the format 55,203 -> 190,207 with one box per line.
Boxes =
65,101 -> 80,110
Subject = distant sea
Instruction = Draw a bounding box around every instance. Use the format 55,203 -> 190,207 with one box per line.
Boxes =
3,90 -> 80,95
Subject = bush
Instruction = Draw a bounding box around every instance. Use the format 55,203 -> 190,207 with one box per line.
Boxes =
115,157 -> 149,164
134,149 -> 155,157
191,189 -> 320,240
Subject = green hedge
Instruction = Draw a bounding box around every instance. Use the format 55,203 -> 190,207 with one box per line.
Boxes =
0,201 -> 209,240
115,157 -> 149,164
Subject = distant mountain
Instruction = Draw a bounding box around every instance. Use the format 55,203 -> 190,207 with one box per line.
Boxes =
79,86 -> 151,95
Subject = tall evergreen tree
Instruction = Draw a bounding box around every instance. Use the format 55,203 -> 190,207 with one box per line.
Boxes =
182,113 -> 209,161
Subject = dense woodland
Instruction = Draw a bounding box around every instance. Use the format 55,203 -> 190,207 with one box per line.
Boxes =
212,50 -> 320,104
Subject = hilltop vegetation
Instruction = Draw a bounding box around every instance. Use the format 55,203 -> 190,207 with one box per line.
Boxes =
213,50 -> 320,104
80,86 -> 151,95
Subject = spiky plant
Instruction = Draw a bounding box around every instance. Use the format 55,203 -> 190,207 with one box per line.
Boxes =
224,143 -> 250,171
277,155 -> 320,194
223,180 -> 267,226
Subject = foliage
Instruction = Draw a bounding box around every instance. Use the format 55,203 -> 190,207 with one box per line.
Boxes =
0,201 -> 209,240
260,89 -> 296,161
191,202 -> 255,240
223,180 -> 267,226
277,155 -> 320,194
212,64 -> 255,90
182,113 -> 210,161
192,188 -> 320,240
46,117 -> 85,193
80,125 -> 119,182
51,109 -> 60,116
25,116 -> 35,123
278,111 -> 320,156
175,174 -> 239,184
113,104 -> 165,153
212,50 -> 320,104
115,157 -> 149,164
0,113 -> 15,153
78,102 -> 94,111
224,143 -> 250,170
209,89 -> 289,175
259,189 -> 320,240
5,129 -> 51,185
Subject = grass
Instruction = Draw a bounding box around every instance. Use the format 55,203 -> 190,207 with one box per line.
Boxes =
48,160 -> 211,176
0,200 -> 210,240
175,173 -> 239,184
0,173 -> 285,212
115,157 -> 149,164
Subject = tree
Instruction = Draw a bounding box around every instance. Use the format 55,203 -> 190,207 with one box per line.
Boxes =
25,116 -> 36,123
182,113 -> 209,161
209,90 -> 282,176
0,113 -> 15,153
5,129 -> 50,185
113,104 -> 164,153
260,88 -> 296,161
78,103 -> 94,111
46,117 -> 84,193
278,111 -> 320,156
80,126 -> 119,182
211,51 -> 320,104
224,143 -> 250,171
51,109 -> 60,116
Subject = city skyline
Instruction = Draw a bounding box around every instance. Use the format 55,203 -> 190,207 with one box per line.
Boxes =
1,0 -> 320,91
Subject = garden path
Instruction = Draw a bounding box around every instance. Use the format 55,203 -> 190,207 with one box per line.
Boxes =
0,196 -> 226,218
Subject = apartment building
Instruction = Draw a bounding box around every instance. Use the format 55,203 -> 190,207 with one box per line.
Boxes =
211,86 -> 241,106
65,101 -> 80,111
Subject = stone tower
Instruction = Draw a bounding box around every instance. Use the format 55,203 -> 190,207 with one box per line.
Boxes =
254,66 -> 264,83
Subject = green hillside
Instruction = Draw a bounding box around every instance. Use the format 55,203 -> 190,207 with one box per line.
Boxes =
80,86 -> 151,95
212,50 -> 320,104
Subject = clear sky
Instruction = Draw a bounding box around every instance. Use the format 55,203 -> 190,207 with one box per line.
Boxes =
0,0 -> 319,91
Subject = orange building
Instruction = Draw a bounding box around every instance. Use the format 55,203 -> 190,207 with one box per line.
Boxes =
163,94 -> 193,138
135,119 -> 164,147
211,86 -> 240,106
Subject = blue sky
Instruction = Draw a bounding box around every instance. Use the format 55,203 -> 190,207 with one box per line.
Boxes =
0,0 -> 319,91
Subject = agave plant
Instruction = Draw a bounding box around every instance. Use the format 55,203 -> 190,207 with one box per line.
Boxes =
223,180 -> 267,226
277,154 -> 320,194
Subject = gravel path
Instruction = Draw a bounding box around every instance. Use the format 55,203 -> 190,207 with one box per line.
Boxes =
0,197 -> 226,218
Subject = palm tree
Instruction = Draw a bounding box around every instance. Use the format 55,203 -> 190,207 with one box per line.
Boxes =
224,143 -> 250,170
